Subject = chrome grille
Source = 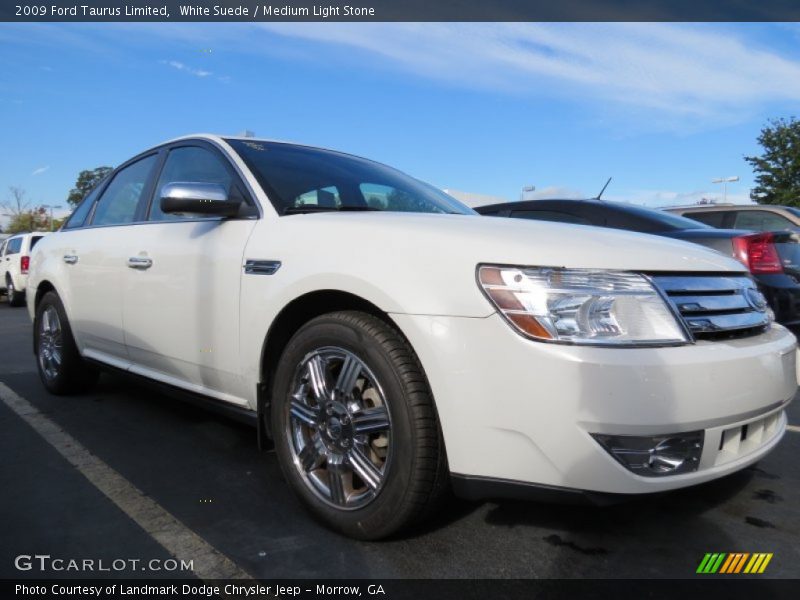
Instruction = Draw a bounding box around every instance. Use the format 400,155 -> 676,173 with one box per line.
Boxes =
650,274 -> 770,340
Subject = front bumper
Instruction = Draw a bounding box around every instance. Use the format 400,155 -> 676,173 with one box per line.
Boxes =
392,313 -> 797,497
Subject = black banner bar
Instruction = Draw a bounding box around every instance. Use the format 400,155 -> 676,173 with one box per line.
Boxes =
4,0 -> 800,22
3,579 -> 799,600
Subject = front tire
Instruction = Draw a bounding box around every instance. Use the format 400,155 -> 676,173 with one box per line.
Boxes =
6,275 -> 25,307
35,291 -> 99,395
271,311 -> 448,540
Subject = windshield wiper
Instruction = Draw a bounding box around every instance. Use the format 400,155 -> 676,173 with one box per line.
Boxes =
283,205 -> 381,215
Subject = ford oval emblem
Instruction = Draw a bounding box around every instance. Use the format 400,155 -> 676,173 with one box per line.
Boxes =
746,288 -> 768,311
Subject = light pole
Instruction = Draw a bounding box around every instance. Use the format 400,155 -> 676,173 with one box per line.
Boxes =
41,205 -> 62,231
520,185 -> 536,201
711,176 -> 739,203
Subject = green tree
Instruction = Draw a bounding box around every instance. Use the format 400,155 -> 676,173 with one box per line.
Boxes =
745,117 -> 800,206
2,186 -> 33,233
5,212 -> 37,234
67,166 -> 112,207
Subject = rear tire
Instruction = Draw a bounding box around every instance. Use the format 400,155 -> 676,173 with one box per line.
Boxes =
6,275 -> 25,307
35,291 -> 99,395
271,311 -> 448,540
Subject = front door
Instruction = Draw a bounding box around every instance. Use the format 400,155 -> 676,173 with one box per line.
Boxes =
121,144 -> 257,405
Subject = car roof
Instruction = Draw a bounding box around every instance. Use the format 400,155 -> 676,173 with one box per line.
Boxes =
670,204 -> 789,212
156,133 -> 374,164
476,198 -> 599,211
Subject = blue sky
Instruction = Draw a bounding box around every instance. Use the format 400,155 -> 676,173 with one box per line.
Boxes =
1,22 -> 800,221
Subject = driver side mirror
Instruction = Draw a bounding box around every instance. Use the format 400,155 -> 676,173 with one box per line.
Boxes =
160,182 -> 242,217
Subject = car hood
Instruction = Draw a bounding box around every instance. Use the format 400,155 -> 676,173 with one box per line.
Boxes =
259,212 -> 748,317
277,212 -> 744,271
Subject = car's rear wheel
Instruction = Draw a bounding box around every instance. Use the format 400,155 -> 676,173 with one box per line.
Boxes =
35,291 -> 99,394
6,275 -> 25,307
271,311 -> 448,540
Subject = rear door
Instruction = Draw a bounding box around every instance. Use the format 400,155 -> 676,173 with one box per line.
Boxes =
3,236 -> 23,287
60,152 -> 160,367
0,238 -> 9,289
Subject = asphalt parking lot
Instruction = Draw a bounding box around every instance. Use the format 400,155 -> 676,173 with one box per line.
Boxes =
1,299 -> 799,580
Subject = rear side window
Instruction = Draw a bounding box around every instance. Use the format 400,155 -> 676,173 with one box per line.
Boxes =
29,236 -> 44,250
5,237 -> 22,255
733,210 -> 794,231
64,185 -> 103,229
151,146 -> 234,221
91,155 -> 157,226
683,211 -> 727,228
510,209 -> 593,226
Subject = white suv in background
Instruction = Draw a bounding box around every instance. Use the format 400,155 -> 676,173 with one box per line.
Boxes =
26,135 -> 798,539
1,232 -> 49,306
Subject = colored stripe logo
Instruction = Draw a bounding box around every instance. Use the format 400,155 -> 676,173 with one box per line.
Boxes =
697,553 -> 773,574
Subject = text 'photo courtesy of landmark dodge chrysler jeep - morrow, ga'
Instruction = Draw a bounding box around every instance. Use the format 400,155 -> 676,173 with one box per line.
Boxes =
27,135 -> 798,539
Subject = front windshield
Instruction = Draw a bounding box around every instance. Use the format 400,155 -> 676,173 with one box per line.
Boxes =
226,139 -> 474,216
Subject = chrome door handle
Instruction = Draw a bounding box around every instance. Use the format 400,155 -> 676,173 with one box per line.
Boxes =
63,254 -> 78,265
127,257 -> 153,270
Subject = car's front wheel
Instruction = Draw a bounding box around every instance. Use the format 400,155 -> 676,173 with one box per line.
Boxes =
6,274 -> 25,307
271,311 -> 448,539
35,291 -> 99,395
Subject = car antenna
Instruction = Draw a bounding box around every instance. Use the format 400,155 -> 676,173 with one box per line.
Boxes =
595,177 -> 612,201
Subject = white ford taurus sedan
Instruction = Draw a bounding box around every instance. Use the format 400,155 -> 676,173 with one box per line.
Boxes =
27,134 -> 797,539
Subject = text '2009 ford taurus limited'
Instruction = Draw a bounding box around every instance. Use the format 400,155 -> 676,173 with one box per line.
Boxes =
27,135 -> 798,539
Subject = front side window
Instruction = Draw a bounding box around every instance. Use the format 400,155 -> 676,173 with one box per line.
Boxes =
91,154 -> 157,226
733,210 -> 794,231
226,139 -> 473,216
64,184 -> 103,229
151,146 -> 234,221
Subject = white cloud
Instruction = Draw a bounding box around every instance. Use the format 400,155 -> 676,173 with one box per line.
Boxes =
31,165 -> 49,176
524,186 -> 587,200
608,189 -> 754,208
255,23 -> 800,124
8,23 -> 800,128
160,59 -> 212,78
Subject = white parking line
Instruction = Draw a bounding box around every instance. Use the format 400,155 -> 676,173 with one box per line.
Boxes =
0,382 -> 252,581
787,425 -> 800,433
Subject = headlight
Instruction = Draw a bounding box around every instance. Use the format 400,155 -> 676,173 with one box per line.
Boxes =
478,265 -> 690,346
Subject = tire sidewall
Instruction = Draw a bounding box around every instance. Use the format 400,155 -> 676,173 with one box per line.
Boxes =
7,275 -> 23,307
271,315 -> 419,539
35,292 -> 78,393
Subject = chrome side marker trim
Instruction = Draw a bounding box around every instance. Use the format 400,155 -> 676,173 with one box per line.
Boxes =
244,259 -> 282,275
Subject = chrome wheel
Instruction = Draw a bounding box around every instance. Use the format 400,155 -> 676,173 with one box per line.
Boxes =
6,278 -> 13,296
287,347 -> 392,510
38,305 -> 63,381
